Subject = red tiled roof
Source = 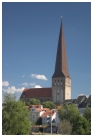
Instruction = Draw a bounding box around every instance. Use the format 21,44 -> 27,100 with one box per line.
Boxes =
20,87 -> 52,98
44,108 -> 50,111
35,108 -> 42,112
41,111 -> 51,118
41,110 -> 55,118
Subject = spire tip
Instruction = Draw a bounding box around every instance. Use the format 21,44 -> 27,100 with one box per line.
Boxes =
61,15 -> 63,19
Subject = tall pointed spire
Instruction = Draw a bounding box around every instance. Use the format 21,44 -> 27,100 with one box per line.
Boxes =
52,19 -> 70,78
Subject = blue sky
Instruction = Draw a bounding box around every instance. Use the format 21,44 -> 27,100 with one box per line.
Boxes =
2,2 -> 91,101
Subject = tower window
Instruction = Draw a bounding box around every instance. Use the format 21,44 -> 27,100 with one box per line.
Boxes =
58,80 -> 59,85
58,93 -> 59,95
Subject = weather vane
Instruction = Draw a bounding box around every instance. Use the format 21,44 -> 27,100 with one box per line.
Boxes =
61,15 -> 63,19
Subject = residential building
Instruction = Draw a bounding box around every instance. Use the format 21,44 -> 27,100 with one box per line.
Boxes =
41,109 -> 56,126
29,105 -> 45,122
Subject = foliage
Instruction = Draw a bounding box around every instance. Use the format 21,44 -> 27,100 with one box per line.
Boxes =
26,98 -> 41,106
58,104 -> 91,135
2,93 -> 31,135
84,105 -> 91,123
58,119 -> 72,135
42,101 -> 56,109
72,115 -> 90,135
36,117 -> 42,125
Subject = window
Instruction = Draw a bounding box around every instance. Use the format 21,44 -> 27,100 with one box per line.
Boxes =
55,80 -> 56,85
32,109 -> 35,112
58,93 -> 59,95
61,80 -> 62,85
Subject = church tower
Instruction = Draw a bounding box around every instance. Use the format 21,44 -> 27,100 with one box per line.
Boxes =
52,19 -> 71,104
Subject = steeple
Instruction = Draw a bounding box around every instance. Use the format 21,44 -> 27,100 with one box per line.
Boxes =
52,19 -> 70,78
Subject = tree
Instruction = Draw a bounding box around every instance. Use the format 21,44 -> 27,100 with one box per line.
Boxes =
84,105 -> 91,123
72,115 -> 90,135
36,117 -> 42,125
58,119 -> 72,135
42,101 -> 56,109
2,93 -> 31,135
58,104 -> 90,135
83,105 -> 91,134
26,98 -> 41,106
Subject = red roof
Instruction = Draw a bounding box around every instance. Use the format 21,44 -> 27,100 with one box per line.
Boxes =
20,87 -> 52,98
41,110 -> 55,118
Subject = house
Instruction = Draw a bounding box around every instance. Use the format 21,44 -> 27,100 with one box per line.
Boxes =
29,105 -> 45,122
63,99 -> 76,105
78,95 -> 91,115
41,109 -> 56,126
85,95 -> 91,107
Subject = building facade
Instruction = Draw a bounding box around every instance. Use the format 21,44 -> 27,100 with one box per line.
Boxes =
20,19 -> 71,104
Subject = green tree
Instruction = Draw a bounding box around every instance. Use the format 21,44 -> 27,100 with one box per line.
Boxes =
84,105 -> 91,122
42,101 -> 56,109
2,93 -> 31,135
58,104 -> 90,135
72,115 -> 90,135
58,119 -> 72,135
26,98 -> 41,106
36,117 -> 42,125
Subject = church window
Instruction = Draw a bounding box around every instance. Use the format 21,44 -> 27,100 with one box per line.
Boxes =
58,80 -> 59,85
58,93 -> 59,95
61,80 -> 62,85
55,80 -> 56,85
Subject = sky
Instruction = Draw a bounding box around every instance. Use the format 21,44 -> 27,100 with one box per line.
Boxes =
2,2 -> 91,101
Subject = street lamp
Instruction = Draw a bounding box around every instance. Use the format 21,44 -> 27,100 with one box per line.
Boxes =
51,114 -> 52,134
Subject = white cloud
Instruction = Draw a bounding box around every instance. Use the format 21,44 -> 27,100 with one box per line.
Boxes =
22,82 -> 28,86
2,81 -> 9,87
3,86 -> 25,94
29,82 -> 36,86
34,85 -> 42,88
31,74 -> 48,80
78,94 -> 85,96
22,75 -> 25,78
19,82 -> 36,86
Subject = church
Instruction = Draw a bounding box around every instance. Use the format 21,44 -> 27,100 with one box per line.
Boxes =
20,19 -> 71,104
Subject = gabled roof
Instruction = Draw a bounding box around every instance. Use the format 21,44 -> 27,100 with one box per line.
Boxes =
44,108 -> 50,111
85,95 -> 91,103
41,110 -> 56,118
35,108 -> 42,112
75,95 -> 87,104
63,99 -> 76,104
20,87 -> 52,98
